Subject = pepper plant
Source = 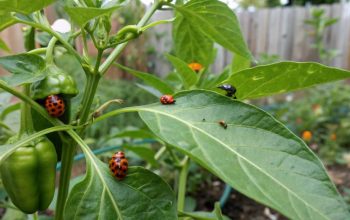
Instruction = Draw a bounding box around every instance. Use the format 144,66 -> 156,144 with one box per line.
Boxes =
0,0 -> 350,219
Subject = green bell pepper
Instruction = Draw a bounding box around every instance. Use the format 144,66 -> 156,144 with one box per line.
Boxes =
0,137 -> 57,214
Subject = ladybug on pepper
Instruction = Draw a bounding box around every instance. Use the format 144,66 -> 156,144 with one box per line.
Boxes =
109,151 -> 128,180
45,95 -> 65,117
217,84 -> 237,99
160,95 -> 176,105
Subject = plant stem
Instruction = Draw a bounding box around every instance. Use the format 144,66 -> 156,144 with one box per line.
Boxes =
98,0 -> 162,75
18,84 -> 35,137
27,48 -> 47,55
177,156 -> 189,212
46,37 -> 58,65
14,17 -> 84,65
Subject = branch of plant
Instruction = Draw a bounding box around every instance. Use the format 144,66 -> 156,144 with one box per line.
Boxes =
13,16 -> 85,66
98,0 -> 163,75
45,37 -> 58,65
177,156 -> 189,212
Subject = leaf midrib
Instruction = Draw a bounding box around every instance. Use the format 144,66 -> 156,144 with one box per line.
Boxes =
140,107 -> 330,220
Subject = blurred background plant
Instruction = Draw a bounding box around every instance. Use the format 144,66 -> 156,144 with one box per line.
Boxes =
305,8 -> 340,65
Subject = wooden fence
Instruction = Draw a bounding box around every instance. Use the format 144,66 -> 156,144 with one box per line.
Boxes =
0,3 -> 350,77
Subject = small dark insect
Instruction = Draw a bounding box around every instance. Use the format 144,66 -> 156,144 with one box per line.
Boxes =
45,95 -> 65,117
218,120 -> 228,129
109,151 -> 128,180
202,118 -> 206,122
160,95 -> 176,105
217,84 -> 237,99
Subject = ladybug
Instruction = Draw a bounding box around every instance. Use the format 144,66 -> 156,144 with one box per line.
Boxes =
218,120 -> 228,129
109,151 -> 128,180
217,84 -> 237,99
45,95 -> 65,117
188,62 -> 203,73
160,95 -> 176,105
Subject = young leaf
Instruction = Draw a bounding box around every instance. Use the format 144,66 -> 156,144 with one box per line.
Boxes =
165,54 -> 198,89
0,54 -> 47,86
65,161 -> 176,219
173,14 -> 214,67
222,62 -> 350,100
137,90 -> 350,220
116,63 -> 174,95
174,0 -> 252,60
64,5 -> 121,27
0,0 -> 55,14
0,38 -> 10,53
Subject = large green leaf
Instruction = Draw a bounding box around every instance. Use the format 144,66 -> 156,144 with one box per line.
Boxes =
173,14 -> 214,67
116,63 -> 174,95
222,62 -> 350,100
0,0 -> 55,14
136,90 -> 349,220
0,54 -> 46,86
166,54 -> 198,89
65,5 -> 121,27
174,0 -> 251,60
65,160 -> 176,219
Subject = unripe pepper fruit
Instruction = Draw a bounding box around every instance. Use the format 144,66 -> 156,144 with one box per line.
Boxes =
0,137 -> 57,214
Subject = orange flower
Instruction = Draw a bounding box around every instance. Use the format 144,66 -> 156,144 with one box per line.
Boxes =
302,130 -> 312,141
330,133 -> 337,141
188,62 -> 203,72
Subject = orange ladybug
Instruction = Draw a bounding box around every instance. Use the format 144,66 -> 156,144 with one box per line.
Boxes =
188,62 -> 203,73
45,95 -> 65,117
109,151 -> 128,180
160,95 -> 176,105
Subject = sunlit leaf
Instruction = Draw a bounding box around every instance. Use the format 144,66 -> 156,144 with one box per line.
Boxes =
222,62 -> 350,100
0,0 -> 55,14
65,5 -> 121,27
175,0 -> 252,60
0,54 -> 46,86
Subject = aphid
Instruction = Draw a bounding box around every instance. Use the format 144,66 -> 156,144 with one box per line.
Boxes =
188,62 -> 203,73
202,118 -> 206,122
160,95 -> 176,105
45,95 -> 65,117
109,151 -> 128,180
217,84 -> 237,99
218,120 -> 228,129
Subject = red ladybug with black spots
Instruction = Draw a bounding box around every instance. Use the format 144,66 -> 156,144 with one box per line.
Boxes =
109,151 -> 128,180
45,95 -> 65,117
160,95 -> 176,105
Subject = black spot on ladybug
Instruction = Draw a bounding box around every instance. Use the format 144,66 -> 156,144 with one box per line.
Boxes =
217,84 -> 237,99
218,120 -> 228,129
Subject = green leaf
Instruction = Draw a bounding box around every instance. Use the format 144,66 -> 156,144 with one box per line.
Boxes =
0,38 -> 10,53
222,62 -> 350,100
65,161 -> 176,219
116,63 -> 175,94
165,54 -> 198,89
173,13 -> 214,67
124,145 -> 159,167
231,53 -> 250,74
64,5 -> 121,27
137,90 -> 350,220
0,53 -> 46,86
175,0 -> 252,60
0,0 -> 55,14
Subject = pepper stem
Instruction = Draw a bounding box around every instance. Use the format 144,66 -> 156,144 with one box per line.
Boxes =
19,84 -> 35,137
46,37 -> 58,65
